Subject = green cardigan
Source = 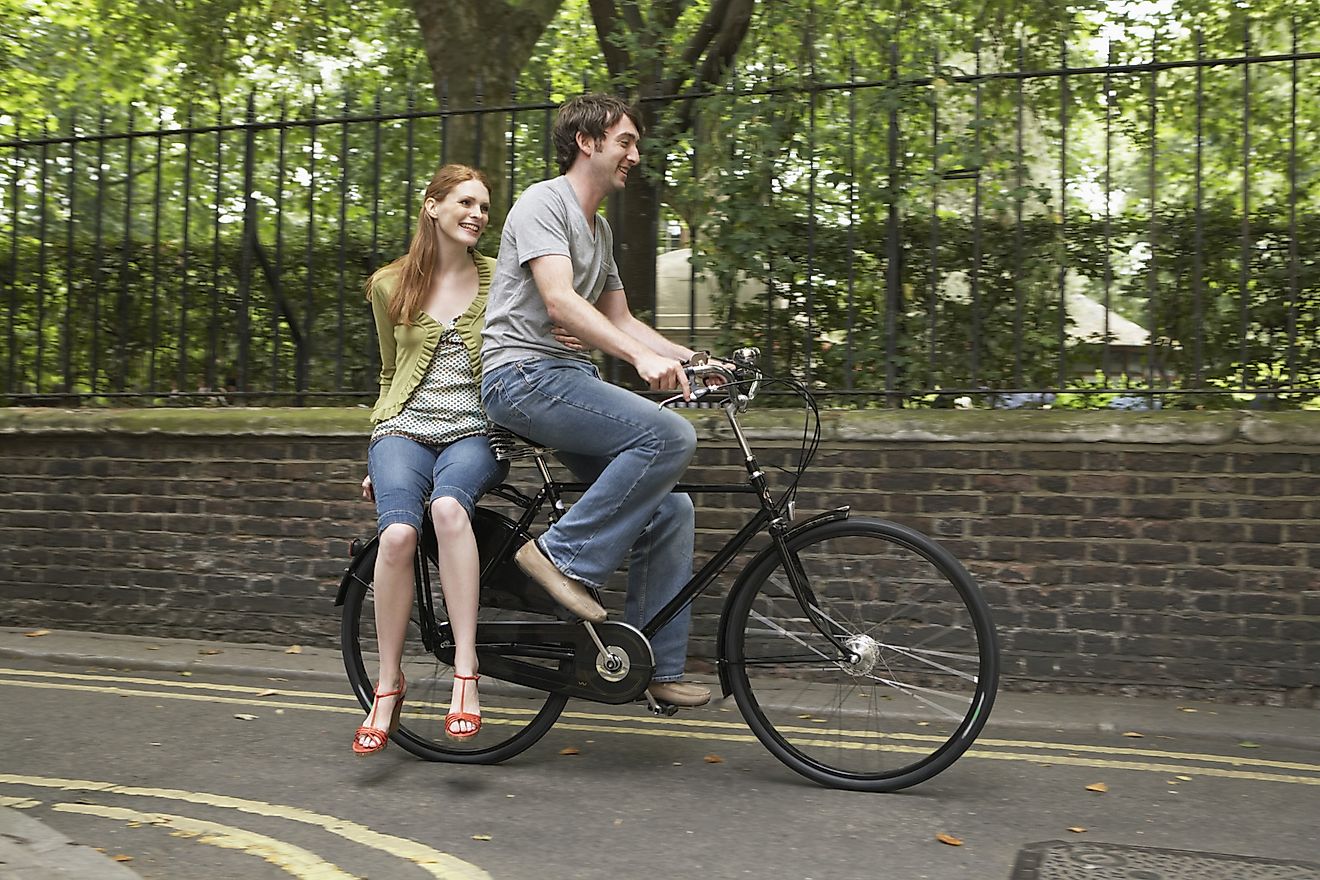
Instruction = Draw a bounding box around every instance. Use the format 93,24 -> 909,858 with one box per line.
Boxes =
368,251 -> 494,424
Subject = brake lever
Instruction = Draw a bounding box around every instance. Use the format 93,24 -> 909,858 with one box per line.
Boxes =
658,380 -> 716,409
658,364 -> 732,409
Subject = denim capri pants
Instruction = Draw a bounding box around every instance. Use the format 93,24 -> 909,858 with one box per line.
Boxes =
366,433 -> 509,535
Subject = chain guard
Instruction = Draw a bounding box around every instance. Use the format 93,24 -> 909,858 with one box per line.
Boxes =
458,620 -> 655,704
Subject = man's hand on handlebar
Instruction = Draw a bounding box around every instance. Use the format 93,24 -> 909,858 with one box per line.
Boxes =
636,352 -> 693,400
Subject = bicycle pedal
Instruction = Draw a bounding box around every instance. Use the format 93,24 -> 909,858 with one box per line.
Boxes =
642,692 -> 680,716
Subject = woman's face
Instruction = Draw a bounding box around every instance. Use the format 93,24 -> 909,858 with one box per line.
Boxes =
426,179 -> 490,248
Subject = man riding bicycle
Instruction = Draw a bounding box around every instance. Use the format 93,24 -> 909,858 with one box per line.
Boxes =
480,93 -> 712,708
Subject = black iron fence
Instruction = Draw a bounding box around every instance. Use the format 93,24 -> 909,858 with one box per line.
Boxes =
2,25 -> 1318,408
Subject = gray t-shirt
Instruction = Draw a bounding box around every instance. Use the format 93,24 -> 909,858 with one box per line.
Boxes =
482,176 -> 623,371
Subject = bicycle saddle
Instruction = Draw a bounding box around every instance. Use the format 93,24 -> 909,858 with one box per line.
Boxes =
488,427 -> 553,461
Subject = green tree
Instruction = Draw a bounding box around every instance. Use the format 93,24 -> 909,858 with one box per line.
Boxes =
586,0 -> 755,322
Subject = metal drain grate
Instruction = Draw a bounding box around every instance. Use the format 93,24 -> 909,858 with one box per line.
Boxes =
1012,841 -> 1320,880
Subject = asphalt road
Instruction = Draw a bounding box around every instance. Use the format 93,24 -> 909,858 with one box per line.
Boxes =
3,644 -> 1319,880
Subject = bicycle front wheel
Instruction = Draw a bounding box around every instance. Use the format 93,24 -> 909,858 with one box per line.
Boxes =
340,540 -> 567,763
723,517 -> 999,792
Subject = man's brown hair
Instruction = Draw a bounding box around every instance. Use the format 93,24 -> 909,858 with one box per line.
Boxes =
552,93 -> 645,175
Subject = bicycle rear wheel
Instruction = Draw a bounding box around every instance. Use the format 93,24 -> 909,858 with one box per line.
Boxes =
340,537 -> 567,763
723,517 -> 998,791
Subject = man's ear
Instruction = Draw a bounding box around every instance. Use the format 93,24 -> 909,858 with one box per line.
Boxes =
575,130 -> 596,158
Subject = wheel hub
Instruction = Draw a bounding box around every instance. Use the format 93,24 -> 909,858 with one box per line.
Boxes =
840,634 -> 880,676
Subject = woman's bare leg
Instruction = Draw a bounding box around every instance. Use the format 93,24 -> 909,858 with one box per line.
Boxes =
431,496 -> 481,732
356,522 -> 415,747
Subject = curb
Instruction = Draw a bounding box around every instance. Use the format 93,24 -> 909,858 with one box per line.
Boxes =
0,806 -> 145,880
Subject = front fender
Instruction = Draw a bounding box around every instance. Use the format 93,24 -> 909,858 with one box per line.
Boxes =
714,506 -> 851,698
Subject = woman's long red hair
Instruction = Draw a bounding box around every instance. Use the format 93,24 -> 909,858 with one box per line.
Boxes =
366,163 -> 490,325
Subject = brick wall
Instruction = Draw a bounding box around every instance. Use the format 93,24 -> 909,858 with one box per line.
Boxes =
1,407 -> 1316,705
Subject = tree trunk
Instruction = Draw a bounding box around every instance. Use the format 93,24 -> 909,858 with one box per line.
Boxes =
615,164 -> 661,327
408,0 -> 564,222
588,0 -> 757,333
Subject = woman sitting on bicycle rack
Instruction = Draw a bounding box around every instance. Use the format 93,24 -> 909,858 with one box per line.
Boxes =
356,163 -> 585,755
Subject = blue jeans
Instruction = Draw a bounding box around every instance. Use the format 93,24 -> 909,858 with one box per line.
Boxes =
367,434 -> 508,534
481,358 -> 698,681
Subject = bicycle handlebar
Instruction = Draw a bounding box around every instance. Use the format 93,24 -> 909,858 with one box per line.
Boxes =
661,347 -> 762,410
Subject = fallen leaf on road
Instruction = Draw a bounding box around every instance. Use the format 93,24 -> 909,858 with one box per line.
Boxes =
24,629 -> 50,637
1238,741 -> 1261,749
256,689 -> 278,697
145,646 -> 160,651
936,833 -> 963,846
797,713 -> 812,719
198,648 -> 223,655
916,721 -> 930,727
1176,775 -> 1192,781
113,855 -> 134,862
1085,782 -> 1108,793
178,671 -> 192,677
1068,826 -> 1087,834
284,645 -> 303,654
703,754 -> 724,764
559,747 -> 580,756
471,835 -> 492,841
613,818 -> 623,827
1178,707 -> 1197,713
233,713 -> 258,721
1121,731 -> 1144,738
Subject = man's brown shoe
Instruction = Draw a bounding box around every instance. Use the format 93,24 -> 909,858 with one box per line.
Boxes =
514,541 -> 607,623
647,680 -> 711,707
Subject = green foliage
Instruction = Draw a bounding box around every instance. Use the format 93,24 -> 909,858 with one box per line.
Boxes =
0,231 -> 381,399
2,0 -> 422,128
2,0 -> 1318,407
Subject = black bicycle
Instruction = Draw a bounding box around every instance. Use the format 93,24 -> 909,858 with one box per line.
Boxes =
336,348 -> 999,792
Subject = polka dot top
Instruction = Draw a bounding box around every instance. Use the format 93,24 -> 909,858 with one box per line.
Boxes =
370,322 -> 487,448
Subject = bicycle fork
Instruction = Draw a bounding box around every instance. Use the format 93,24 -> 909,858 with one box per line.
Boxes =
727,404 -> 860,664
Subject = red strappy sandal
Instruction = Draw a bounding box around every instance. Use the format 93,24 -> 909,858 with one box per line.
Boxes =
352,676 -> 406,756
445,673 -> 481,740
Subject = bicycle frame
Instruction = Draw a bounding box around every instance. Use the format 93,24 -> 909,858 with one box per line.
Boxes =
480,396 -> 860,661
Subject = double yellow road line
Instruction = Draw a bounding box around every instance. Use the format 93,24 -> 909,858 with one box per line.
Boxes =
3,667 -> 1319,787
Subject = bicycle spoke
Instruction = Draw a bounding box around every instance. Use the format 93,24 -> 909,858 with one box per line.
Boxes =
748,608 -> 837,663
876,643 -> 982,683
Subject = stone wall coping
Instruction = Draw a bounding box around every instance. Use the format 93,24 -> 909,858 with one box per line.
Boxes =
1,406 -> 1316,445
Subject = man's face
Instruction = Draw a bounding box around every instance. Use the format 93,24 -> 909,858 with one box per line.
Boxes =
582,115 -> 640,190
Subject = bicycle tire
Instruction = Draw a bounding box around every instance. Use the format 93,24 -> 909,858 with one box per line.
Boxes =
340,537 -> 567,764
723,517 -> 998,792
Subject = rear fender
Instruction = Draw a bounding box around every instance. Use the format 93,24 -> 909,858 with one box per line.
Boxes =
334,534 -> 380,607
